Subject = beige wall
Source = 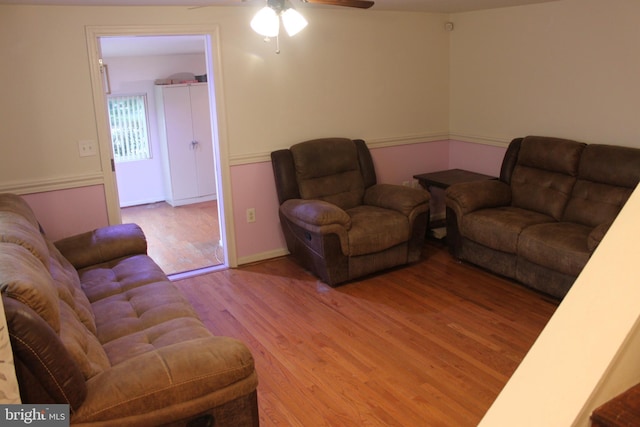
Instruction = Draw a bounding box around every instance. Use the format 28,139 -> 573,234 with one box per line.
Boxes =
450,0 -> 640,148
0,5 -> 449,192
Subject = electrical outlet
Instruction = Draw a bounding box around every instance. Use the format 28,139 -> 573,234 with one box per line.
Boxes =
78,140 -> 98,157
246,208 -> 256,223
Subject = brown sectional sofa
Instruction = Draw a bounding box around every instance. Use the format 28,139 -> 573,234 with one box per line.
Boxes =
0,193 -> 259,426
446,136 -> 640,299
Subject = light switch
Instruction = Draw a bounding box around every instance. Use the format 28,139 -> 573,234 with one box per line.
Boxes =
78,140 -> 98,157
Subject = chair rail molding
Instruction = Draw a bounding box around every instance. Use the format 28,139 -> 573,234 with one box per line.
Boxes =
0,173 -> 104,195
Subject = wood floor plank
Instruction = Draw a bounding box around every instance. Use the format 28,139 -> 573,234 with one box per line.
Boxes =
174,240 -> 558,426
121,201 -> 222,274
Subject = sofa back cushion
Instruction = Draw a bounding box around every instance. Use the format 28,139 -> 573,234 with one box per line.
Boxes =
0,211 -> 50,268
0,194 -> 110,380
0,193 -> 41,230
563,144 -> 640,227
291,138 -> 365,210
47,240 -> 98,335
510,136 -> 586,220
1,242 -> 61,332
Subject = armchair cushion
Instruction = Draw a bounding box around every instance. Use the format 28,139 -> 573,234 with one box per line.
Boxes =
346,206 -> 411,256
290,138 -> 365,210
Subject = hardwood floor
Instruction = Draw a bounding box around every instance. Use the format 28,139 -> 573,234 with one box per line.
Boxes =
173,240 -> 559,427
121,201 -> 222,275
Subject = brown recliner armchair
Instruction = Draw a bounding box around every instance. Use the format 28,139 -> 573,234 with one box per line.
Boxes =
271,137 -> 430,286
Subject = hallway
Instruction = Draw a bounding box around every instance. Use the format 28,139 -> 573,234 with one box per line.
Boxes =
121,200 -> 222,275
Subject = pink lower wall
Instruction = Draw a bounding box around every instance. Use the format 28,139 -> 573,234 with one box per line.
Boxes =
369,140 -> 450,185
230,161 -> 287,260
16,140 -> 507,261
21,185 -> 109,241
449,140 -> 507,177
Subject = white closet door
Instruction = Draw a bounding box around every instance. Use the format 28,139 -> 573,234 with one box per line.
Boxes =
189,85 -> 217,197
163,86 -> 199,200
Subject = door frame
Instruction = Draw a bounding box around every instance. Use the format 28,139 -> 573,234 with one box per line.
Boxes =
85,24 -> 238,268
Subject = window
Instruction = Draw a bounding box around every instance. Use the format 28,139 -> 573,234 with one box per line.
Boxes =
107,94 -> 152,162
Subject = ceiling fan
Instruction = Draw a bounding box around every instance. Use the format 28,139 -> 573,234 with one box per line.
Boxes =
250,0 -> 374,52
298,0 -> 374,9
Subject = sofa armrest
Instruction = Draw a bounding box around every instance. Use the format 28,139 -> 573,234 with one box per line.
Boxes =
446,180 -> 512,216
588,221 -> 612,252
364,184 -> 430,217
280,199 -> 351,229
54,223 -> 148,270
72,336 -> 258,425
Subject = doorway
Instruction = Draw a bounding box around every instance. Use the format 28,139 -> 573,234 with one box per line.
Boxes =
86,25 -> 235,277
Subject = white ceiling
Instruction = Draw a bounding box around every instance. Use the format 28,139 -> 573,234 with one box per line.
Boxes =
0,0 -> 560,13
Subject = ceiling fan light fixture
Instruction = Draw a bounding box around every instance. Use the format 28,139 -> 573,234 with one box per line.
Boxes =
281,8 -> 308,37
251,6 -> 280,38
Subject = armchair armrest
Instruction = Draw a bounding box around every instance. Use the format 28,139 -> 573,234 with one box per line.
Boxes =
280,199 -> 351,228
280,199 -> 352,255
54,223 -> 147,270
446,180 -> 512,216
363,184 -> 430,217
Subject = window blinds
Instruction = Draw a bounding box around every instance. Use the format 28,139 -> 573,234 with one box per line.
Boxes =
107,94 -> 151,162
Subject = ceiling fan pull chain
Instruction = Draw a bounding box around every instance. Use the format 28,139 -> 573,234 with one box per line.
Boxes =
276,35 -> 281,54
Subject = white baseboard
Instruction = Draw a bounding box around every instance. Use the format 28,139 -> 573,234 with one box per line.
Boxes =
237,248 -> 289,266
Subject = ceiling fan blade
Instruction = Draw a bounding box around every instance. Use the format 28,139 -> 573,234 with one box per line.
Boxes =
303,0 -> 374,9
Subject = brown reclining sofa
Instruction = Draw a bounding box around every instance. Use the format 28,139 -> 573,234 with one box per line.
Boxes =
446,136 -> 640,299
0,193 -> 259,426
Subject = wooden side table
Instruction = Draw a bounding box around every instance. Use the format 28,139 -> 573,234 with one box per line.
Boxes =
414,168 -> 496,190
413,169 -> 496,239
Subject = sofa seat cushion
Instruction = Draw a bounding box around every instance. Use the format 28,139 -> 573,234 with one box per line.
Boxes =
460,207 -> 553,253
346,205 -> 410,256
518,222 -> 592,276
78,255 -> 170,303
91,280 -> 204,348
102,316 -> 213,366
